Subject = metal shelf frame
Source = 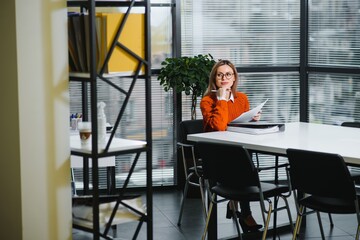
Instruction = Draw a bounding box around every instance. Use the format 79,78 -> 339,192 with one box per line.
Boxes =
67,0 -> 153,239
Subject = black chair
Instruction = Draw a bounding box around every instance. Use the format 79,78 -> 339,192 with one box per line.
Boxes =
177,120 -> 207,226
286,148 -> 360,240
341,121 -> 360,128
198,142 -> 293,240
341,122 -> 360,184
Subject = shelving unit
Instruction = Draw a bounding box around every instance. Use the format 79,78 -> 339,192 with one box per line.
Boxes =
67,0 -> 152,239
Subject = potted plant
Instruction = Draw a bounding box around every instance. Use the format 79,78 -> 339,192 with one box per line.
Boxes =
157,54 -> 216,119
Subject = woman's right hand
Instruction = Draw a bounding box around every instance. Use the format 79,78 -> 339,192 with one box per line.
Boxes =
217,88 -> 230,100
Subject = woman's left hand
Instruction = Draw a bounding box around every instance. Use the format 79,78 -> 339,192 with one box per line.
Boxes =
252,111 -> 262,121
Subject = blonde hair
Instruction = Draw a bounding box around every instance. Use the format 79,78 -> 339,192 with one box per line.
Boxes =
204,59 -> 239,97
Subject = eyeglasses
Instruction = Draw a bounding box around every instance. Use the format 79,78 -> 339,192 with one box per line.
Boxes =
216,72 -> 234,80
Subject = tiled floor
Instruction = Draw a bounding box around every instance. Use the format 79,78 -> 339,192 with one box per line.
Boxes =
73,188 -> 358,239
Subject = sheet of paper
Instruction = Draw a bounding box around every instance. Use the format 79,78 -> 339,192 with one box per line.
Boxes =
231,99 -> 269,123
227,125 -> 280,135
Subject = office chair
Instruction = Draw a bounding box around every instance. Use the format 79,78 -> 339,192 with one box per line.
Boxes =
286,148 -> 360,240
341,122 -> 360,184
198,142 -> 293,240
341,121 -> 360,128
177,119 -> 207,226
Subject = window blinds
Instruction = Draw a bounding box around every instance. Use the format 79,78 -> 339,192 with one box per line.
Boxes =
181,0 -> 300,66
308,0 -> 360,67
181,0 -> 300,181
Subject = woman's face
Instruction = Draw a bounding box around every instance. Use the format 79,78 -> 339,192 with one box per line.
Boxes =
215,64 -> 235,90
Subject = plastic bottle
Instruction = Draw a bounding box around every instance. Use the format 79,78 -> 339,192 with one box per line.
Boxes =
97,102 -> 107,146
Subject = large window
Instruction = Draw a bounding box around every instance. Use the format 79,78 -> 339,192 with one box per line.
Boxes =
308,0 -> 360,67
181,0 -> 299,66
308,0 -> 360,125
71,0 -> 360,189
181,0 -> 300,180
181,0 -> 300,123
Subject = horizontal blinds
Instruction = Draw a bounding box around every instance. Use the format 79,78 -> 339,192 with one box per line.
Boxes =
182,73 -> 300,123
237,73 -> 299,180
239,73 -> 300,123
151,6 -> 173,69
308,72 -> 360,176
309,73 -> 360,125
150,76 -> 175,186
308,0 -> 360,67
181,0 -> 300,66
181,0 -> 300,181
151,0 -> 172,3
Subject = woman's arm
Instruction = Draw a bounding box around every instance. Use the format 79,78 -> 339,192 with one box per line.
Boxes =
200,96 -> 229,131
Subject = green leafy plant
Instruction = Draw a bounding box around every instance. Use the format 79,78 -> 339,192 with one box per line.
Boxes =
157,54 -> 216,119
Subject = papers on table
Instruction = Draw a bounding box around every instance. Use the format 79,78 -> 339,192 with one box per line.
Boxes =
227,122 -> 285,135
231,99 -> 269,123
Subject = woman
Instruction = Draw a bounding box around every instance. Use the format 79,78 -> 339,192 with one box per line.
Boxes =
200,59 -> 262,232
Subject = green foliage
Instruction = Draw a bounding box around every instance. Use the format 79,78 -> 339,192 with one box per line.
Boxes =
157,54 -> 216,98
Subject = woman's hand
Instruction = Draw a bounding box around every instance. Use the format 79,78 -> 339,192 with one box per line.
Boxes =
252,111 -> 262,121
215,88 -> 230,100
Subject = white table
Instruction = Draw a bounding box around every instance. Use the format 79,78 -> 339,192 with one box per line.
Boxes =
70,134 -> 147,191
188,122 -> 360,166
70,135 -> 147,154
187,122 -> 360,239
70,133 -> 148,238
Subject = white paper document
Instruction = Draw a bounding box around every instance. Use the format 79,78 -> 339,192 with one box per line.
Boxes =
227,122 -> 285,135
231,99 -> 269,123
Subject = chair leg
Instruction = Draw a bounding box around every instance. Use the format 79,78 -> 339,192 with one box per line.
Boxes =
199,177 -> 208,221
316,211 -> 326,240
281,196 -> 294,232
230,201 -> 243,239
328,213 -> 334,227
202,194 -> 215,240
272,196 -> 278,240
177,179 -> 190,226
292,205 -> 304,240
292,214 -> 301,240
262,201 -> 272,240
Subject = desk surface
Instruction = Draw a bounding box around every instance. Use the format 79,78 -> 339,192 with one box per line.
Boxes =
188,122 -> 360,165
70,135 -> 146,154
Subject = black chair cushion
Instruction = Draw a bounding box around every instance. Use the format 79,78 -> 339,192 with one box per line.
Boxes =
300,195 -> 358,214
212,182 -> 289,202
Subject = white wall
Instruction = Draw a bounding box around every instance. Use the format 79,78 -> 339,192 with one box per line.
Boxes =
0,0 -> 72,239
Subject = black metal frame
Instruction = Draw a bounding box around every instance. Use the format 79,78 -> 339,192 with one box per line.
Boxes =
68,0 -> 153,239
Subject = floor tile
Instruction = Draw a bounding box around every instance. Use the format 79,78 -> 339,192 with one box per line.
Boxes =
73,189 -> 358,239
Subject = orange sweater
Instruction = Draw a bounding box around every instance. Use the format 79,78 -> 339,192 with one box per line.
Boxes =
200,92 -> 250,132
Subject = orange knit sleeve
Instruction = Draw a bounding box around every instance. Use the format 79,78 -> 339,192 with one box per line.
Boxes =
200,95 -> 229,131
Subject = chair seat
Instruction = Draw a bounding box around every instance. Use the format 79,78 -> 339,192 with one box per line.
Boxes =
212,182 -> 289,202
300,195 -> 358,214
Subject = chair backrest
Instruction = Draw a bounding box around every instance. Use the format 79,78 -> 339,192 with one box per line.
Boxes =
178,119 -> 204,144
286,148 -> 356,200
197,142 -> 259,188
341,121 -> 360,128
